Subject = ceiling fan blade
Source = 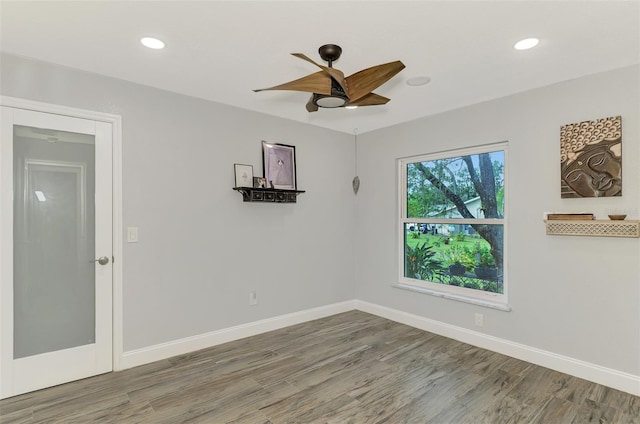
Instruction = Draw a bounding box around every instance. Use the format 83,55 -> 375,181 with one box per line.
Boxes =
345,61 -> 405,102
291,53 -> 348,94
305,95 -> 318,112
348,92 -> 390,107
291,52 -> 326,68
254,71 -> 331,95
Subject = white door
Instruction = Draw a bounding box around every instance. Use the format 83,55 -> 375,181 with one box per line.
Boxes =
1,106 -> 113,398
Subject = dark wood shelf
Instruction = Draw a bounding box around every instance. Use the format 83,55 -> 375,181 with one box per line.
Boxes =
233,187 -> 305,203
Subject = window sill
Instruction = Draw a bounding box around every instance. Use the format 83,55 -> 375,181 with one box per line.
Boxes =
393,283 -> 512,312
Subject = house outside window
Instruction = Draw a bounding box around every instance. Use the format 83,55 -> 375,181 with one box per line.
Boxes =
398,143 -> 507,306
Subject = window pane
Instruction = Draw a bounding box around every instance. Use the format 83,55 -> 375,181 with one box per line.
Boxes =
406,151 -> 504,219
404,222 -> 503,294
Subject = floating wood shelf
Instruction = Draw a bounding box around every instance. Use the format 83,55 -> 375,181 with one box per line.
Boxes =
233,187 -> 305,203
545,220 -> 640,238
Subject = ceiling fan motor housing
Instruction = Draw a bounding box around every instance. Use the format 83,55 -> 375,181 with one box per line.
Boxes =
318,44 -> 342,67
313,78 -> 349,108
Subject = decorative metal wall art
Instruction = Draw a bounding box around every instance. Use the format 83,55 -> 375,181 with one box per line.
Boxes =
560,116 -> 622,198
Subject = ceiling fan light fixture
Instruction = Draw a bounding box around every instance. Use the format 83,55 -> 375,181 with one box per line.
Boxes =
314,94 -> 348,108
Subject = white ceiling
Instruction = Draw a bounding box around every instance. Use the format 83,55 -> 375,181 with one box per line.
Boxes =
1,1 -> 639,134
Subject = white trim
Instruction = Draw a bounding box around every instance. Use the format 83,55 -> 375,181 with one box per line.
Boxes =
393,283 -> 512,311
1,96 -> 120,124
0,96 -> 124,375
354,300 -> 640,396
119,301 -> 357,370
111,116 -> 124,371
0,106 -> 16,398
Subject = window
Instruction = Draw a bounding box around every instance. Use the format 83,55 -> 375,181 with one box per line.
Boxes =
398,143 -> 507,306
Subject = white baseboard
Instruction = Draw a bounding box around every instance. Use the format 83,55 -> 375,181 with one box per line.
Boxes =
118,300 -> 357,370
354,300 -> 640,396
118,298 -> 639,396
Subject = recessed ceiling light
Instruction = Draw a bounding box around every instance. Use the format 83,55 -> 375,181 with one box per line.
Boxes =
406,76 -> 431,87
140,37 -> 165,50
514,38 -> 539,50
345,105 -> 358,110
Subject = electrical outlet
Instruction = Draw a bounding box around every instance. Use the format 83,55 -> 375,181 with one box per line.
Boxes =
474,313 -> 484,327
249,291 -> 258,305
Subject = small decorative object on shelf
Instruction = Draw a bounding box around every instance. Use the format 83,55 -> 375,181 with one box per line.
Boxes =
547,213 -> 594,220
233,187 -> 305,203
253,177 -> 266,188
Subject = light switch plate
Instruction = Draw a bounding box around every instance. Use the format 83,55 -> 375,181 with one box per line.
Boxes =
127,227 -> 138,243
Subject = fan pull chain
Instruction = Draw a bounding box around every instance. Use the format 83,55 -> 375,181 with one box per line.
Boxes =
353,128 -> 360,195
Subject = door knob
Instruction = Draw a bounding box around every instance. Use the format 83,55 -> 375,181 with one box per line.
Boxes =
89,256 -> 110,265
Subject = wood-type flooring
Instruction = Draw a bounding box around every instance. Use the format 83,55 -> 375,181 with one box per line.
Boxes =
1,311 -> 638,423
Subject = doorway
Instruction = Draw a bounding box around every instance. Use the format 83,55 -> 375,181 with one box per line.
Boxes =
1,100 -> 121,399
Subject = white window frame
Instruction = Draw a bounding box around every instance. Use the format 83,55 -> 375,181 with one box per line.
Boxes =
396,142 -> 509,310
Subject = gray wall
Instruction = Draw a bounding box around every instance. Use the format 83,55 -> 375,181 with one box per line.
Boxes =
355,65 -> 640,375
3,53 -> 638,378
1,53 -> 356,352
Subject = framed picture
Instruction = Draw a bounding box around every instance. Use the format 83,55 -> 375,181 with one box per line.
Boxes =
253,176 -> 267,188
234,164 -> 253,188
262,141 -> 296,190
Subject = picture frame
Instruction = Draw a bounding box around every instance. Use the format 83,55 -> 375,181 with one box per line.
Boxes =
262,141 -> 296,190
234,164 -> 253,188
253,176 -> 267,188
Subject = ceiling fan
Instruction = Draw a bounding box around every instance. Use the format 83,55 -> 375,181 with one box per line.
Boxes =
254,44 -> 405,112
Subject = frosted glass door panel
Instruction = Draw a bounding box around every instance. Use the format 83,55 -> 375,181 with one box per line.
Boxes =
13,125 -> 96,359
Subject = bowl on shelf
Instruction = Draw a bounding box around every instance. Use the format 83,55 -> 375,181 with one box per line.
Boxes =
608,214 -> 627,220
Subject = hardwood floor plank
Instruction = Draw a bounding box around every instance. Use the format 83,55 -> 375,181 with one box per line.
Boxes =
0,408 -> 33,424
39,401 -> 154,424
1,310 -> 637,423
507,366 -> 575,407
527,396 -> 580,423
126,349 -> 280,404
149,376 -> 262,413
261,390 -> 357,424
375,367 -> 487,423
31,392 -> 130,424
585,383 -> 640,416
570,398 -> 619,424
610,409 -> 640,424
427,367 -> 525,423
0,360 -> 171,417
223,409 -> 272,424
285,346 -> 393,390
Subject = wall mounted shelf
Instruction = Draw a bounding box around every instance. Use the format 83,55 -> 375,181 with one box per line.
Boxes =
233,187 -> 305,203
545,220 -> 639,238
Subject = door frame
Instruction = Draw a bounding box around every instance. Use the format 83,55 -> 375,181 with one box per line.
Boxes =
0,96 -> 124,381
